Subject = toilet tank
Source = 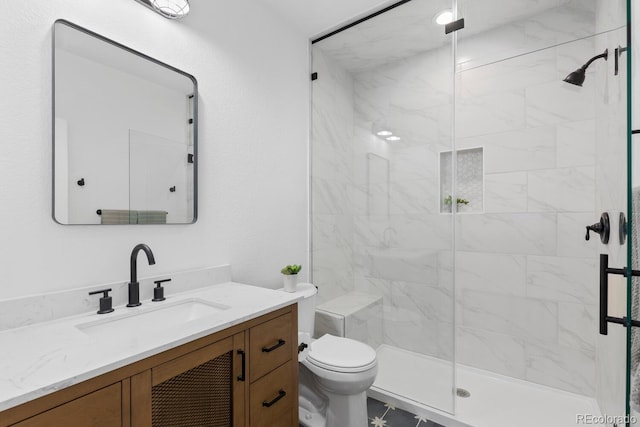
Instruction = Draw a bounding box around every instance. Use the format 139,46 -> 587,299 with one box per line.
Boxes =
294,283 -> 317,335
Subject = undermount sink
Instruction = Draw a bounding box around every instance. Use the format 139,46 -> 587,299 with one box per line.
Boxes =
76,298 -> 230,339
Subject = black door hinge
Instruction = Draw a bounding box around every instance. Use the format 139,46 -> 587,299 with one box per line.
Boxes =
311,72 -> 318,81
445,18 -> 465,34
187,153 -> 194,164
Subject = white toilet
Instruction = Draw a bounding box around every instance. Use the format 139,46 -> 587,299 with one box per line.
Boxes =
294,283 -> 378,427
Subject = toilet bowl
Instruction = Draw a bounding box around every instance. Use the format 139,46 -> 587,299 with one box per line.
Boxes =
290,284 -> 378,427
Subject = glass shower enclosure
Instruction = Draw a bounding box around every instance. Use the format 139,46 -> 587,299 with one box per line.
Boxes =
310,0 -> 630,425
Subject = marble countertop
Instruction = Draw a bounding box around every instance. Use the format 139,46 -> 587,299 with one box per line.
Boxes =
0,282 -> 302,411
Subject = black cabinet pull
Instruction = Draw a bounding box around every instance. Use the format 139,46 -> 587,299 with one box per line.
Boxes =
237,349 -> 246,382
262,339 -> 286,353
262,390 -> 286,408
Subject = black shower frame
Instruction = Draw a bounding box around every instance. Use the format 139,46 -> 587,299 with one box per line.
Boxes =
311,0 -> 414,44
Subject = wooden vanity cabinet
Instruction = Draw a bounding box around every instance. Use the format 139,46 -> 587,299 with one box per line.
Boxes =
1,304 -> 298,427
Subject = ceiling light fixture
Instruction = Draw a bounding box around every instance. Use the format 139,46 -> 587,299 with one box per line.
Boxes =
135,0 -> 190,20
151,0 -> 190,19
386,136 -> 401,141
377,131 -> 393,136
435,10 -> 454,26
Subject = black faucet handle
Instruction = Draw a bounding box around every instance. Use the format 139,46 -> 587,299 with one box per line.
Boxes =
585,212 -> 610,244
152,278 -> 171,302
88,288 -> 114,314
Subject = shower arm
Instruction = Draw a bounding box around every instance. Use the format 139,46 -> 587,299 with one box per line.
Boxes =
581,49 -> 608,71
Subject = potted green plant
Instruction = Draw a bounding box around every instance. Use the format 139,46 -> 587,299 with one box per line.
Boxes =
281,264 -> 302,292
443,195 -> 469,212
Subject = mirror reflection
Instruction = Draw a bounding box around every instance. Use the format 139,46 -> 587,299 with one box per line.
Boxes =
53,20 -> 197,225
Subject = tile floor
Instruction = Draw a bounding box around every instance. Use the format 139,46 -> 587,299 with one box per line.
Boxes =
367,398 -> 445,427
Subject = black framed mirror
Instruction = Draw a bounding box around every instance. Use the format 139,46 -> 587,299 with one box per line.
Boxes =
53,20 -> 197,225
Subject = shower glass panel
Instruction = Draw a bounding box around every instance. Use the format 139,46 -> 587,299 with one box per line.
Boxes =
310,0 -> 456,414
311,0 -> 630,424
455,0 -> 629,425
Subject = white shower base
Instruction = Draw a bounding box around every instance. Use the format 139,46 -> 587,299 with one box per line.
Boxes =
369,345 -> 602,427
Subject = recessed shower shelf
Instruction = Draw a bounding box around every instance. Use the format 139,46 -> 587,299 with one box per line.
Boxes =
439,147 -> 484,214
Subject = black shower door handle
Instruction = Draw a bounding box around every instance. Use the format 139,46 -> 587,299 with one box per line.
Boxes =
599,254 -> 640,335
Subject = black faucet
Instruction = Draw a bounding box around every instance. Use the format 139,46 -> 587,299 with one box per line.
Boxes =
127,243 -> 156,307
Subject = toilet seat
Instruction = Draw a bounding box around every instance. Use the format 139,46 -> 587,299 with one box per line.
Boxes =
306,334 -> 377,373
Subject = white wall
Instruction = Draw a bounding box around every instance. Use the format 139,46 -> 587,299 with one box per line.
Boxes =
0,0 -> 309,299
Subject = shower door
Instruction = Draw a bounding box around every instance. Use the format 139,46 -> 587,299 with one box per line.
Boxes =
310,0 -> 457,414
454,0 -> 630,425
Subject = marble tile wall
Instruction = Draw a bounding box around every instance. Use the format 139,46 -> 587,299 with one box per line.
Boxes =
312,1 -> 626,400
452,33 -> 607,396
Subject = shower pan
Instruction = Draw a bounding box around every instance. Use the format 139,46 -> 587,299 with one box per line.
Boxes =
310,0 -> 631,426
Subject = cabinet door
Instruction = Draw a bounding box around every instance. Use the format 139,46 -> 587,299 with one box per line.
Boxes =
12,382 -> 122,427
131,334 -> 245,427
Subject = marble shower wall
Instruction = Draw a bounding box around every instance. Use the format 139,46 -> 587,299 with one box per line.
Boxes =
346,10 -> 607,395
312,0 -> 626,399
454,35 -> 603,396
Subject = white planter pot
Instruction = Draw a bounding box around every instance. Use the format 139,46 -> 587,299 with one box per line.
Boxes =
282,274 -> 298,292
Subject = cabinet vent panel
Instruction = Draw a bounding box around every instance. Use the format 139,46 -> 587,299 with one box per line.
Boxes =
152,351 -> 232,426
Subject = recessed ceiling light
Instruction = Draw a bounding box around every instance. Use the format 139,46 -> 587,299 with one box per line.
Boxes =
435,10 -> 453,26
377,131 -> 393,136
386,136 -> 401,141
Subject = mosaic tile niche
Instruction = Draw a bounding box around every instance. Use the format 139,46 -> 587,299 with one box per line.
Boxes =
440,147 -> 484,213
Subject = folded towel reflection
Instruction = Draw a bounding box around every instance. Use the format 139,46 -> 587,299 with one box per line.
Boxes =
137,210 -> 168,224
100,209 -> 137,225
98,210 -> 168,224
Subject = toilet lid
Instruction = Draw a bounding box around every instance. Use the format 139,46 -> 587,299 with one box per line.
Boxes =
307,334 -> 377,373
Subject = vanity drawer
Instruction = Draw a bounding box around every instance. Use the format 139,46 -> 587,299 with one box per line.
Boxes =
12,382 -> 121,427
249,362 -> 294,427
249,312 -> 292,381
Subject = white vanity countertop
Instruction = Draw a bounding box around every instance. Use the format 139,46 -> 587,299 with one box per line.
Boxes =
0,282 -> 302,411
